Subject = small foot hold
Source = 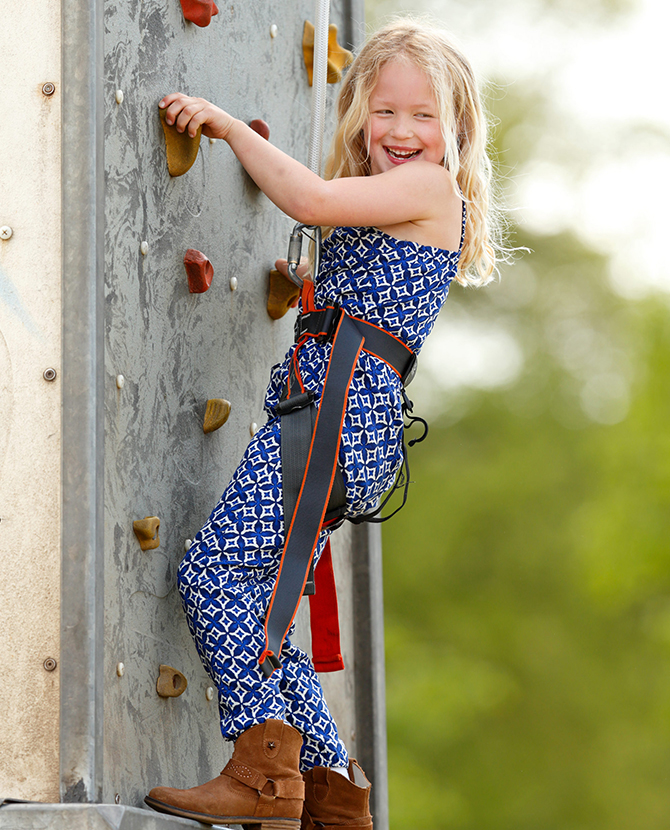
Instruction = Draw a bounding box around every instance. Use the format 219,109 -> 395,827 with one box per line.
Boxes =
156,665 -> 188,698
267,270 -> 300,320
180,0 -> 218,27
302,21 -> 353,86
159,108 -> 201,177
184,249 -> 214,293
203,398 -> 231,433
133,516 -> 160,551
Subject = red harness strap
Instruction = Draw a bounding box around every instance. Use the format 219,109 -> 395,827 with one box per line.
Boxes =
309,539 -> 344,673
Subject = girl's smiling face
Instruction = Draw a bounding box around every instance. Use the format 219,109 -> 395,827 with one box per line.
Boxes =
365,59 -> 446,176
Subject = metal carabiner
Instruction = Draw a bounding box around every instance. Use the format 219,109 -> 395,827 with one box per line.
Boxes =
286,223 -> 322,287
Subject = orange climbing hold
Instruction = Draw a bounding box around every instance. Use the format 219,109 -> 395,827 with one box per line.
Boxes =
249,119 -> 270,141
184,249 -> 214,293
159,108 -> 201,177
267,269 -> 300,320
133,517 -> 160,551
179,0 -> 218,27
302,21 -> 354,86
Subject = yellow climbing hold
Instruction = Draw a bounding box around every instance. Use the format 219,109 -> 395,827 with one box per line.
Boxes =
267,269 -> 300,320
159,107 -> 201,177
133,516 -> 160,551
302,21 -> 354,86
203,398 -> 232,434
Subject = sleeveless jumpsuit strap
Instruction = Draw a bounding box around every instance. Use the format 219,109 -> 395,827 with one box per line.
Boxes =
458,199 -> 467,252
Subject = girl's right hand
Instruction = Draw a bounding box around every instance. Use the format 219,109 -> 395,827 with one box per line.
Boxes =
159,93 -> 235,141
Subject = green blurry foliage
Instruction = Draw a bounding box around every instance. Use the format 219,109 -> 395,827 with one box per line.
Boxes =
384,298 -> 670,828
368,0 -> 634,33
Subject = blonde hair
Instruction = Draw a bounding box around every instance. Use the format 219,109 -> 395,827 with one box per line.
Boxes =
324,19 -> 500,286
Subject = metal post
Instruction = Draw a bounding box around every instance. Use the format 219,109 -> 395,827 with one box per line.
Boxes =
353,523 -> 389,830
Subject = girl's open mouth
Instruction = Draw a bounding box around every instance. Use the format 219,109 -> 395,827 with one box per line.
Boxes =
384,146 -> 421,161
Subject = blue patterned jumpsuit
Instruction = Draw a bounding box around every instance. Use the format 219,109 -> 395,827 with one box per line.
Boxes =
178,217 -> 463,771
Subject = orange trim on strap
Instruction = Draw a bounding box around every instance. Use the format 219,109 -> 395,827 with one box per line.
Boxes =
301,280 -> 316,312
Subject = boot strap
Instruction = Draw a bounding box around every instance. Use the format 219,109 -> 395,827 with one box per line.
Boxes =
223,761 -> 305,800
270,778 -> 306,799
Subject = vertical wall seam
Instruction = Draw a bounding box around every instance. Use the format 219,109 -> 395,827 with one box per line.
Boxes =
60,0 -> 105,803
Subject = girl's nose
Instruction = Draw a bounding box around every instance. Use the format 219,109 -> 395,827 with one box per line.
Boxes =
389,115 -> 414,139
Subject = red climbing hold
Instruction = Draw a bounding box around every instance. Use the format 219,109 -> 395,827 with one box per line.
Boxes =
184,249 -> 214,293
180,0 -> 218,27
249,119 -> 270,141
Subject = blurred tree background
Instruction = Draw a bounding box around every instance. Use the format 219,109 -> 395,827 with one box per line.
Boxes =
366,0 -> 670,827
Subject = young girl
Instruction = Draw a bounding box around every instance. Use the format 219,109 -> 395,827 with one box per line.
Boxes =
146,18 -> 496,830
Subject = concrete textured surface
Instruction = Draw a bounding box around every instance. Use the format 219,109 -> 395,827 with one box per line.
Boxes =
0,804 -> 229,830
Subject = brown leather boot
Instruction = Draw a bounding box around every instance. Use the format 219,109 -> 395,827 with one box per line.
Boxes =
145,720 -> 305,828
301,760 -> 373,829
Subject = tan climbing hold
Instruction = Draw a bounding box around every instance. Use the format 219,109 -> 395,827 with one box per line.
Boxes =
133,516 -> 160,551
159,107 -> 201,177
156,665 -> 188,698
302,21 -> 353,86
267,269 -> 300,320
203,398 -> 231,434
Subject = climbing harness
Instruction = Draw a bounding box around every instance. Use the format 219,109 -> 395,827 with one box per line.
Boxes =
259,225 -> 428,678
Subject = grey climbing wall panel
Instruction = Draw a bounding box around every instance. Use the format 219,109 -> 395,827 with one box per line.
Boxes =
101,0 -> 356,807
98,0 -> 380,815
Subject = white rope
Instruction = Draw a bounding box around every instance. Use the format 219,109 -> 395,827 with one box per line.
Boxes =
286,0 -> 330,286
307,0 -> 330,176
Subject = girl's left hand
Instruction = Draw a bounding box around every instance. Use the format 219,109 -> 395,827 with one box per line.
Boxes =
159,93 -> 235,140
274,257 -> 312,282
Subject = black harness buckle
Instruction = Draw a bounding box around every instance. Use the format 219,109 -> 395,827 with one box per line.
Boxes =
295,306 -> 342,343
276,390 -> 315,415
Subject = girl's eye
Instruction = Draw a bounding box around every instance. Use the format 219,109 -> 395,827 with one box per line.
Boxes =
416,113 -> 435,119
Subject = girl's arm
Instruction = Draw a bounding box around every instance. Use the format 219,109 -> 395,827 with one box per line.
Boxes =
159,94 -> 457,230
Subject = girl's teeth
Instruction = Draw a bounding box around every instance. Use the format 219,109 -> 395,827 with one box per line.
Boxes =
387,148 -> 419,159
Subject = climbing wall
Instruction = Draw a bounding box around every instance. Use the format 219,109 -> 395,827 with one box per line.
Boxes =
102,0 -> 363,808
0,1 -> 389,823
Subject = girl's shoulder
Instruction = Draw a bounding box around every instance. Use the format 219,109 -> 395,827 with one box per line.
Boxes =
372,164 -> 463,250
